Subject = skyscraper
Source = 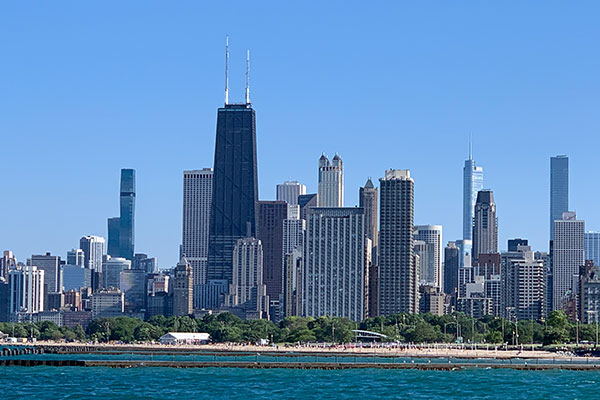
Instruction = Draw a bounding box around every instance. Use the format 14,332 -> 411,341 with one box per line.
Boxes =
258,201 -> 287,318
317,154 -> 344,207
29,253 -> 62,302
119,169 -> 136,261
276,181 -> 306,205
378,169 -> 417,315
584,231 -> 600,267
472,190 -> 498,264
172,257 -> 193,316
444,241 -> 459,295
414,225 -> 443,288
107,169 -> 136,261
66,249 -> 85,267
0,251 -> 16,280
207,102 -> 258,287
463,148 -> 484,241
79,236 -> 105,272
8,266 -> 45,315
359,178 -> 378,263
550,155 -> 569,239
182,168 -> 213,289
298,193 -> 318,221
303,207 -> 366,321
553,212 -> 584,311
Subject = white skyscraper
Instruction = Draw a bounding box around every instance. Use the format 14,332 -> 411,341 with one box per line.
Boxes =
463,147 -> 484,241
553,212 -> 584,311
414,225 -> 443,288
182,169 -> 213,288
276,181 -> 306,205
79,236 -> 106,272
317,153 -> 344,207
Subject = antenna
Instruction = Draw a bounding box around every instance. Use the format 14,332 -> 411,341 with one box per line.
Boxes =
469,133 -> 473,160
245,49 -> 250,104
225,36 -> 229,105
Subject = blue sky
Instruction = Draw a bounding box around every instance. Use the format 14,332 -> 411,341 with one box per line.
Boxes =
2,2 -> 599,267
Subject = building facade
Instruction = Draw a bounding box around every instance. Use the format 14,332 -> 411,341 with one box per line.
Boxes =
550,155 -> 569,240
182,168 -> 213,288
584,231 -> 600,267
414,225 -> 443,288
472,190 -> 498,264
257,201 -> 287,306
276,181 -> 306,205
444,241 -> 459,295
172,257 -> 193,316
8,266 -> 44,315
303,207 -> 366,321
553,212 -> 584,311
317,154 -> 344,207
359,178 -> 378,264
379,169 -> 417,315
463,153 -> 484,241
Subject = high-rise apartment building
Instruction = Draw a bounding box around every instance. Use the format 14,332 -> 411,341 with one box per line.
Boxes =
414,225 -> 443,288
584,231 -> 600,267
359,178 -> 378,264
8,266 -> 45,315
79,236 -> 105,272
472,190 -> 498,264
172,257 -> 193,316
207,102 -> 259,288
317,154 -> 343,207
553,212 -> 584,311
303,207 -> 366,321
378,169 -> 417,315
550,156 -> 569,240
276,181 -> 306,205
257,201 -> 287,305
226,237 -> 268,318
182,168 -> 213,288
463,150 -> 484,241
107,169 -> 136,261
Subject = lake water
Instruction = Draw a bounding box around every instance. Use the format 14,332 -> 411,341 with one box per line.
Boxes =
0,366 -> 598,399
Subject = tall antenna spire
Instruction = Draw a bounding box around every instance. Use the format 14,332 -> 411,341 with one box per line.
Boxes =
469,133 -> 473,160
245,49 -> 250,104
225,35 -> 229,105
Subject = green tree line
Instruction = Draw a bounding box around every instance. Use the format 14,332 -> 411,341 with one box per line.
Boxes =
0,311 -> 596,346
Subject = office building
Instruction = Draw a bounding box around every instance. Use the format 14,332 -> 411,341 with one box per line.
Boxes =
63,265 -> 86,291
550,155 -> 569,239
66,249 -> 84,267
172,257 -> 193,316
283,249 -> 302,317
79,235 -> 105,272
207,99 -> 259,289
584,231 -> 600,267
414,225 -> 443,288
276,181 -> 306,205
8,266 -> 45,314
283,218 -> 305,257
472,190 -> 498,263
29,253 -> 62,306
120,269 -> 146,313
303,207 -> 366,321
463,148 -> 484,241
182,168 -> 213,288
317,153 -> 344,207
553,212 -> 584,311
444,241 -> 460,295
226,237 -> 269,318
107,169 -> 136,261
511,249 -> 546,320
298,193 -> 318,220
102,256 -> 131,290
379,169 -> 417,315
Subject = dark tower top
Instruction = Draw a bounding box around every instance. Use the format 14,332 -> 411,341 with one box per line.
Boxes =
207,103 -> 259,284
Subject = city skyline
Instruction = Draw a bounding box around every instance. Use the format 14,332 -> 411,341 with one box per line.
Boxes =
3,3 -> 600,267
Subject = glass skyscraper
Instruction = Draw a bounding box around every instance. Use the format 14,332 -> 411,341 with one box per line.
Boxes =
463,153 -> 484,241
119,169 -> 136,261
550,155 -> 569,239
584,231 -> 600,267
207,103 -> 259,286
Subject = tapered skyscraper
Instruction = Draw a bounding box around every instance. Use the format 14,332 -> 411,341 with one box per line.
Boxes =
207,39 -> 259,287
550,155 -> 569,239
472,189 -> 497,263
463,144 -> 484,241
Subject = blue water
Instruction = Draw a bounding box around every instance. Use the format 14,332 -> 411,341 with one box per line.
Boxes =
0,367 -> 597,399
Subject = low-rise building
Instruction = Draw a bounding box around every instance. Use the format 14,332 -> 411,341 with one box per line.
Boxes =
159,332 -> 210,345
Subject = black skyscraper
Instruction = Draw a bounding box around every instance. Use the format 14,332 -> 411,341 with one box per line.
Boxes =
107,169 -> 135,261
207,103 -> 259,285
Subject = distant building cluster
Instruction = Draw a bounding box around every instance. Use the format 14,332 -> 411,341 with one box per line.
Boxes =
2,44 -> 599,330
